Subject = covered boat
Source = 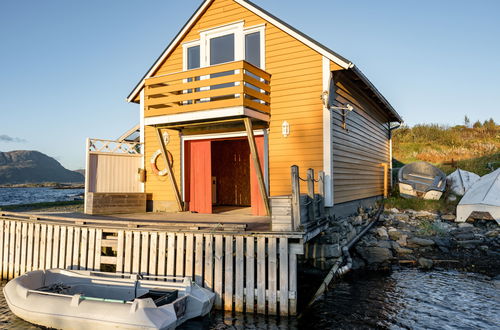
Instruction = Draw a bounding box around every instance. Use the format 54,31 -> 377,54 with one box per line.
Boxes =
447,168 -> 480,196
398,161 -> 446,200
3,269 -> 215,330
456,168 -> 500,224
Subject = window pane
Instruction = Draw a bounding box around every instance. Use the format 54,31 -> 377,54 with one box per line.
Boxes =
210,34 -> 235,65
245,32 -> 260,68
187,45 -> 200,70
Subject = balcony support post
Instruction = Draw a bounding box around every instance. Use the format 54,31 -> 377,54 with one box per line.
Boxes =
244,117 -> 271,216
155,127 -> 184,211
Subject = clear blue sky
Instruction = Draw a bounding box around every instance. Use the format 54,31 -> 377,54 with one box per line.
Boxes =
1,0 -> 499,170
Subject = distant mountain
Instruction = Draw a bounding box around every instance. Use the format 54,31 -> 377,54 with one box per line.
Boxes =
74,169 -> 85,177
0,150 -> 84,184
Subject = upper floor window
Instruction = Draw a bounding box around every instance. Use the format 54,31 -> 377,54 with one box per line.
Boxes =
183,22 -> 265,70
245,32 -> 260,68
210,34 -> 235,65
187,45 -> 200,70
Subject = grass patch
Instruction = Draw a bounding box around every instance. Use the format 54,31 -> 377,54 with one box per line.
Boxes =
393,123 -> 500,176
0,200 -> 83,211
384,196 -> 458,214
417,219 -> 448,236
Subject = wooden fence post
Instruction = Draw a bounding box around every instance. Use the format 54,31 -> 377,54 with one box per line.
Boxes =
307,168 -> 316,222
318,171 -> 325,218
291,165 -> 301,229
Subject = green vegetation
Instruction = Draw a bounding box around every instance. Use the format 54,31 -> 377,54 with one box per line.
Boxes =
417,219 -> 448,236
393,120 -> 499,176
384,196 -> 458,214
0,200 -> 83,212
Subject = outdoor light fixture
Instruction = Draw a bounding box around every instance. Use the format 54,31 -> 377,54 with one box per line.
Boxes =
282,121 -> 290,137
321,90 -> 354,131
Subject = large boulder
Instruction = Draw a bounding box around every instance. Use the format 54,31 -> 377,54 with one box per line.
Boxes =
407,237 -> 435,248
356,246 -> 393,264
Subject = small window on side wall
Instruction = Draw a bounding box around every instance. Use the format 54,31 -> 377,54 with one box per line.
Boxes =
187,45 -> 200,70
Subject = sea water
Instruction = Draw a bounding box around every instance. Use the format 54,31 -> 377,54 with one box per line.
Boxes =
0,187 -> 83,206
1,269 -> 498,329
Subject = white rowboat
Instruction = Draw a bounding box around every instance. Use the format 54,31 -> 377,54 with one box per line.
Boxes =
3,269 -> 215,329
456,168 -> 500,224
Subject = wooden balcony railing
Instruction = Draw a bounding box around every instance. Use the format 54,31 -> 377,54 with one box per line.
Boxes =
144,60 -> 271,117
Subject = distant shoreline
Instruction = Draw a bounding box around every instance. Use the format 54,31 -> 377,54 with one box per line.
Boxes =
0,183 -> 84,189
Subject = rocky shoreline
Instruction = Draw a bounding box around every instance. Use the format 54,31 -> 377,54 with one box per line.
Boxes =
304,207 -> 500,277
0,183 -> 84,189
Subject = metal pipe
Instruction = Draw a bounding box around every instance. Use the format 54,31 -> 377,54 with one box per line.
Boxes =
337,206 -> 383,276
302,205 -> 384,312
346,205 -> 383,250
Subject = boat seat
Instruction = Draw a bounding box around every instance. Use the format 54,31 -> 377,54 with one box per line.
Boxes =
137,289 -> 178,307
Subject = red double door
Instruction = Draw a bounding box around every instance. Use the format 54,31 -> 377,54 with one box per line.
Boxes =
185,136 -> 265,215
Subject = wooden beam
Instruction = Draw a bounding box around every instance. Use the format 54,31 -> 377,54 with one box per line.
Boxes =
155,127 -> 183,211
381,162 -> 389,198
243,118 -> 271,216
307,168 -> 316,222
291,165 -> 301,229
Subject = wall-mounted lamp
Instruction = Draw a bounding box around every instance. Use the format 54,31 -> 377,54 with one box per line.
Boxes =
282,121 -> 290,137
321,90 -> 354,131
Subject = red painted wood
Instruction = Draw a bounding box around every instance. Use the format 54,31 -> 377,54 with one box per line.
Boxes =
187,140 -> 212,214
250,136 -> 266,216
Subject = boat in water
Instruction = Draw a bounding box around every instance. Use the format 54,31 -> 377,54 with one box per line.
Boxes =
456,168 -> 500,224
3,269 -> 215,330
398,161 -> 446,200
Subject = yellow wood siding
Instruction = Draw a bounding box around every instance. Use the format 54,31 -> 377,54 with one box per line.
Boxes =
145,0 -> 325,202
331,72 -> 391,204
144,126 -> 181,208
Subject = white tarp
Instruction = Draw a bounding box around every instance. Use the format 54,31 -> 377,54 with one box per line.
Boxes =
456,168 -> 500,224
447,168 -> 480,196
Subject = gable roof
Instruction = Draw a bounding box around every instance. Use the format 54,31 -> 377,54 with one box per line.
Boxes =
127,0 -> 402,122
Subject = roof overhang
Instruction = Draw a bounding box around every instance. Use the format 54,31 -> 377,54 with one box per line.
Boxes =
349,65 -> 403,123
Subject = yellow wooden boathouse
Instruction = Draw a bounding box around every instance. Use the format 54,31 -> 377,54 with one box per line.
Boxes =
84,0 -> 402,221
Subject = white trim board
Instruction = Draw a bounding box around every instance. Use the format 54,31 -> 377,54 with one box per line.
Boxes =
126,0 -> 352,103
139,90 -> 145,193
143,107 -> 270,126
322,56 -> 334,207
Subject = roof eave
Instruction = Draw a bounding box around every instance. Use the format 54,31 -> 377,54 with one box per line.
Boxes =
349,65 -> 403,123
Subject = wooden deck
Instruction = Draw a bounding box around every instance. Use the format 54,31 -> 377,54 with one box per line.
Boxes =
1,210 -> 275,232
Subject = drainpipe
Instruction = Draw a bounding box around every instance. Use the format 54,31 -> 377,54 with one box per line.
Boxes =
303,206 -> 384,313
337,205 -> 383,276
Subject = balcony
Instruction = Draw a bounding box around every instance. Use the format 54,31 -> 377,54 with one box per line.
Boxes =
144,60 -> 271,118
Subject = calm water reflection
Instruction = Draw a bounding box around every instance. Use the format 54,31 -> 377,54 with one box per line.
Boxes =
1,269 -> 498,329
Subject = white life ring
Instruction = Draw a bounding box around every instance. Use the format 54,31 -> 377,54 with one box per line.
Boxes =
150,150 -> 168,176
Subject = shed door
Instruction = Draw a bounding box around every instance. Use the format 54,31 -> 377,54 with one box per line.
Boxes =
187,140 -> 212,214
250,136 -> 266,216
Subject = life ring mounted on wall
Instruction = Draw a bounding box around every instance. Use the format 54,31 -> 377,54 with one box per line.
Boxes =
150,132 -> 173,176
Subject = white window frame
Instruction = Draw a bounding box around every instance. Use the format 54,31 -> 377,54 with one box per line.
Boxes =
182,22 -> 266,70
182,40 -> 201,71
200,22 -> 244,67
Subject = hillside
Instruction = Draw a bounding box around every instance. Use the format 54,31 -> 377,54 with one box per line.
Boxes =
392,121 -> 499,175
0,150 -> 84,184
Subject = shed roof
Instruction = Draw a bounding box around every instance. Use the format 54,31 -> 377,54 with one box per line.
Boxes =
127,0 -> 402,122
